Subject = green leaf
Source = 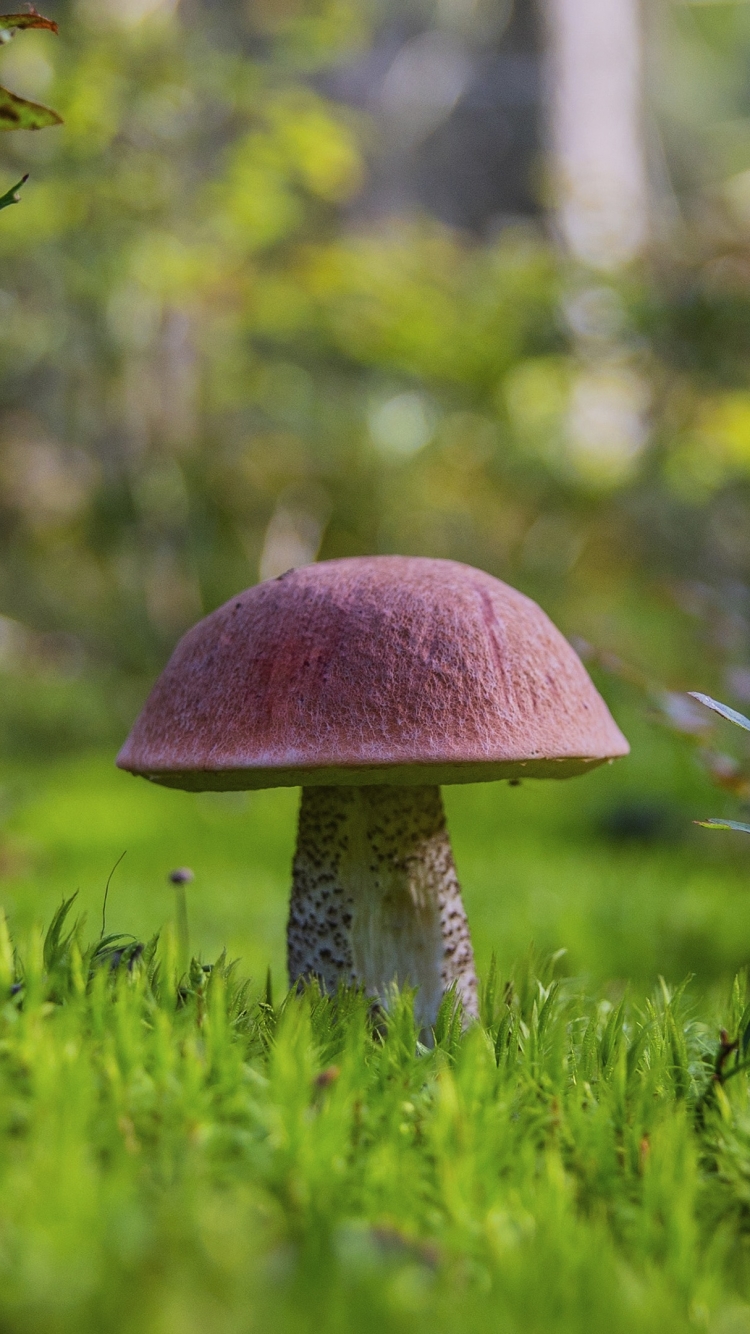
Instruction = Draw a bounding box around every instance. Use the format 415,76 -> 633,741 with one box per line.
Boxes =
0,84 -> 61,130
689,692 -> 750,733
694,818 -> 750,834
0,170 -> 26,209
0,10 -> 58,37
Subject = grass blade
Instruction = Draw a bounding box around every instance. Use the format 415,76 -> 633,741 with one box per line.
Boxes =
689,693 -> 750,733
694,819 -> 750,834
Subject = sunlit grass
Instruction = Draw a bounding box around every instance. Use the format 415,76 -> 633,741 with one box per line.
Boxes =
0,903 -> 750,1333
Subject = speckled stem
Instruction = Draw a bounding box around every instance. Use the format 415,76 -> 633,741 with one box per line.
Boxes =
287,784 -> 478,1028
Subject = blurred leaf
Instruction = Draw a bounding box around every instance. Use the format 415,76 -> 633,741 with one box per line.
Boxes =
689,693 -> 750,733
0,9 -> 58,36
0,9 -> 61,133
694,818 -> 750,834
0,170 -> 26,209
698,749 -> 750,798
0,85 -> 61,130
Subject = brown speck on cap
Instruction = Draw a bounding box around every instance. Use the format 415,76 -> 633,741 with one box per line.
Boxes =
117,556 -> 629,791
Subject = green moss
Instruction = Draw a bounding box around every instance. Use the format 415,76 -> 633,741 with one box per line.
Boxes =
0,905 -> 747,1334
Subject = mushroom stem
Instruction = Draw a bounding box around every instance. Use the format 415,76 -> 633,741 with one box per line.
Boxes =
287,784 -> 478,1028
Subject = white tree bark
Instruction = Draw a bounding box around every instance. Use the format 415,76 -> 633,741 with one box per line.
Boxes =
544,0 -> 649,269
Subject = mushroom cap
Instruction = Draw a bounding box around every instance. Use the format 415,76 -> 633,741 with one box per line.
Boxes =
117,556 -> 629,791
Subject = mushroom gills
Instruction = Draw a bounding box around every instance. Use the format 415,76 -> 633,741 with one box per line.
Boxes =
288,784 -> 478,1028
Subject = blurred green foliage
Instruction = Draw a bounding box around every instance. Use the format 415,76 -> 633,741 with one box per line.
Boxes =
2,0 -> 750,765
0,7 -> 709,720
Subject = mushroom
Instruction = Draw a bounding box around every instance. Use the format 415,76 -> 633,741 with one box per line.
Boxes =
117,556 -> 628,1027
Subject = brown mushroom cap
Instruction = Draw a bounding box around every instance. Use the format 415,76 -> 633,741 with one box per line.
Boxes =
117,556 -> 629,791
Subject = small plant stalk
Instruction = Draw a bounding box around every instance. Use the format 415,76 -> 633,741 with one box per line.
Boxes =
174,885 -> 189,978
